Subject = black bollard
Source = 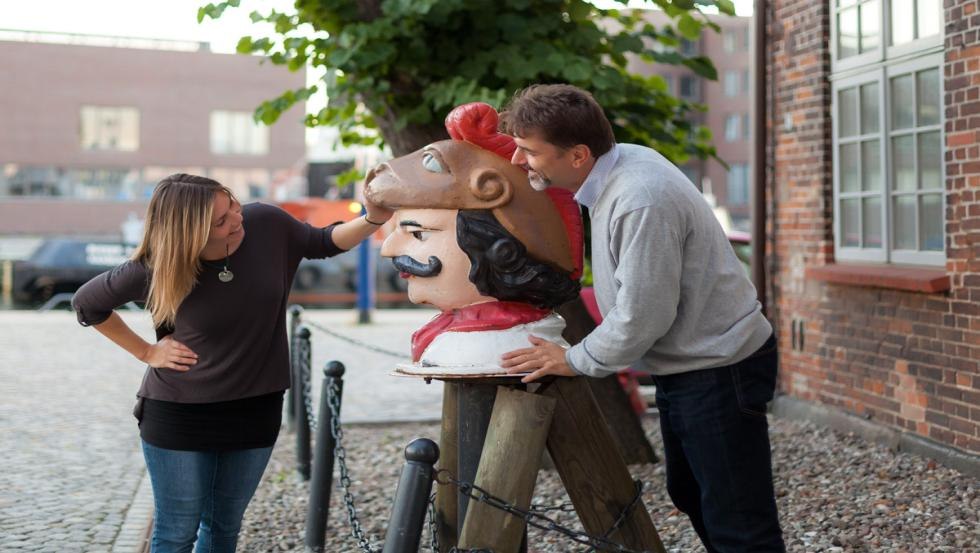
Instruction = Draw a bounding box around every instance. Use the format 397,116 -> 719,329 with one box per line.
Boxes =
286,304 -> 304,432
382,439 -> 440,553
295,325 -> 312,481
305,361 -> 345,552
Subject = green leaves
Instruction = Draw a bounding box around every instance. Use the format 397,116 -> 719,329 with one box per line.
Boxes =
204,0 -> 729,161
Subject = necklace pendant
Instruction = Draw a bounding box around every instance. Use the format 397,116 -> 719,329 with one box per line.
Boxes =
218,269 -> 234,283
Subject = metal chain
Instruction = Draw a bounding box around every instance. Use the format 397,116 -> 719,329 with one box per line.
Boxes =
434,470 -> 650,553
327,376 -> 382,553
305,320 -> 411,359
298,335 -> 318,433
427,494 -> 440,553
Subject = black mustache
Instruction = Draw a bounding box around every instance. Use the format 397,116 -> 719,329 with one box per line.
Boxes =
391,255 -> 442,277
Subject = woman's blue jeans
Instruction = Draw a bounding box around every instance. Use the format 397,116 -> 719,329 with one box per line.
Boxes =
141,441 -> 273,553
653,335 -> 785,552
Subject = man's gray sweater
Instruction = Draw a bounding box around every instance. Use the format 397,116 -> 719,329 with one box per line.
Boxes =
565,144 -> 772,378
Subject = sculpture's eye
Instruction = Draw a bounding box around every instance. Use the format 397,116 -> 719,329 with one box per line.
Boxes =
422,152 -> 444,173
411,230 -> 431,242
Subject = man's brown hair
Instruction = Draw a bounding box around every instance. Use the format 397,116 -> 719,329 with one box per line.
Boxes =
498,84 -> 615,158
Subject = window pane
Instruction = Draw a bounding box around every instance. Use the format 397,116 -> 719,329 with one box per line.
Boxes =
862,140 -> 881,191
860,0 -> 880,52
725,115 -> 740,142
839,87 -> 859,137
920,194 -> 943,251
891,74 -> 915,129
840,143 -> 860,192
724,31 -> 737,53
917,68 -> 940,126
918,131 -> 942,190
893,195 -> 917,249
724,71 -> 740,97
860,83 -> 879,134
838,8 -> 859,59
892,135 -> 916,191
917,0 -> 941,38
863,196 -> 882,247
841,198 -> 861,246
891,0 -> 915,45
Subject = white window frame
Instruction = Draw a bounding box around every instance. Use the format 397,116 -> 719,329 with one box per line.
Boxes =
724,114 -> 741,142
830,0 -> 944,267
80,106 -> 140,152
831,54 -> 945,265
885,55 -> 946,266
832,70 -> 888,263
209,110 -> 269,156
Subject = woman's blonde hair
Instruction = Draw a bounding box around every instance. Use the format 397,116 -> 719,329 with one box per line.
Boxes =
132,174 -> 236,327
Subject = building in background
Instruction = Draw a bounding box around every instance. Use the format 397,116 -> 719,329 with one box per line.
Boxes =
768,0 -> 979,460
628,12 -> 753,230
0,30 -> 306,239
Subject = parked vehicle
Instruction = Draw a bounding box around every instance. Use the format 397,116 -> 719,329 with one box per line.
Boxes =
292,246 -> 408,295
12,239 -> 134,304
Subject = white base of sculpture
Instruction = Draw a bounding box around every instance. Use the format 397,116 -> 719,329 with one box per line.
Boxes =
397,313 -> 569,377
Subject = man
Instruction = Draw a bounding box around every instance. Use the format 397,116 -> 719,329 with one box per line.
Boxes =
364,102 -> 583,374
499,84 -> 784,552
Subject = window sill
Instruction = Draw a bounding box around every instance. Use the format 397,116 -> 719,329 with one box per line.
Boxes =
805,264 -> 950,293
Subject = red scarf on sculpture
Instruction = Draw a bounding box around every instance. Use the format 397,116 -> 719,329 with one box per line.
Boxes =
411,301 -> 551,362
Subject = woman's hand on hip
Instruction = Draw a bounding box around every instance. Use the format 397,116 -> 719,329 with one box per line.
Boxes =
140,337 -> 198,371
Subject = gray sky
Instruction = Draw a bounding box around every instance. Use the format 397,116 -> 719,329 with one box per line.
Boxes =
1,0 -> 753,53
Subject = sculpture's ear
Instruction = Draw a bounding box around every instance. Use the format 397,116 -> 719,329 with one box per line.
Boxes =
469,168 -> 514,208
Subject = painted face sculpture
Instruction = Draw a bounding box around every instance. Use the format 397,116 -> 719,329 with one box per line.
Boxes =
365,103 -> 583,376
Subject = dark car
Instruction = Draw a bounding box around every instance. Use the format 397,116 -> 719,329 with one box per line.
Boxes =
291,245 -> 408,296
13,239 -> 134,304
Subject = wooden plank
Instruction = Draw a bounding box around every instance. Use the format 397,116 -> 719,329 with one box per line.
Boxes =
456,382 -> 497,532
556,296 -> 658,465
458,387 -> 556,553
434,381 -> 459,551
542,378 -> 666,553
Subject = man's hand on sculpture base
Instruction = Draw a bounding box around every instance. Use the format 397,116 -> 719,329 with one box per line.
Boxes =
501,335 -> 576,383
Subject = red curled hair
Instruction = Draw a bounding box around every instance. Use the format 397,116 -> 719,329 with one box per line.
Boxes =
445,102 -> 584,280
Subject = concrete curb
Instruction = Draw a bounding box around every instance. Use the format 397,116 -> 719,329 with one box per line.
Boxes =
110,468 -> 153,553
771,395 -> 980,478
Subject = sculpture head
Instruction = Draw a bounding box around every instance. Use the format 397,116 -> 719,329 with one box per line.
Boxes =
365,103 -> 582,312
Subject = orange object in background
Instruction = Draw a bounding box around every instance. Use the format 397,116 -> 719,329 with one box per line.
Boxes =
277,198 -> 387,241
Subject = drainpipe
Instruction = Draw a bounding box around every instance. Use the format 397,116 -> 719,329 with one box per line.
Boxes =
751,0 -> 769,313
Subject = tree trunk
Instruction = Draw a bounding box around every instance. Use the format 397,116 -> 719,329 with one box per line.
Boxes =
374,107 -> 449,157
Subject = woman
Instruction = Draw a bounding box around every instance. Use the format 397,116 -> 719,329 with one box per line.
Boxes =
72,173 -> 391,552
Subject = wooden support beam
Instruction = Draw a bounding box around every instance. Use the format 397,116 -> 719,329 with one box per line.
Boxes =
557,296 -> 658,465
542,377 -> 666,553
458,387 -> 556,553
456,382 -> 497,532
434,381 -> 459,551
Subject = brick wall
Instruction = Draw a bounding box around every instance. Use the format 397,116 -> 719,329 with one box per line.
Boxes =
768,0 -> 980,453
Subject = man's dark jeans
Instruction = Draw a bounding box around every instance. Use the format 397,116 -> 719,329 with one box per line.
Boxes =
653,335 -> 785,552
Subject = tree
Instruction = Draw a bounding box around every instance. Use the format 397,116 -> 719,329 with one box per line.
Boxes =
200,0 -> 733,178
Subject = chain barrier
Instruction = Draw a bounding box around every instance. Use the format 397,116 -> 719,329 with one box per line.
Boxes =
431,470 -> 650,553
297,335 -> 318,434
327,376 -> 383,553
292,318 -> 650,553
305,319 -> 411,360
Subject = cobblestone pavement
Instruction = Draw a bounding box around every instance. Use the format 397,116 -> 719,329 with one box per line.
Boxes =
0,311 -> 153,553
0,308 -> 438,552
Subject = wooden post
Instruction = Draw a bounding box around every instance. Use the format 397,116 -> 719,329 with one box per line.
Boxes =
434,381 -> 459,551
556,296 -> 658,465
456,382 -> 496,532
542,377 -> 666,553
458,387 -> 556,553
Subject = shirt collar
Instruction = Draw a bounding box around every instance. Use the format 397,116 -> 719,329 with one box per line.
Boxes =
573,144 -> 620,209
